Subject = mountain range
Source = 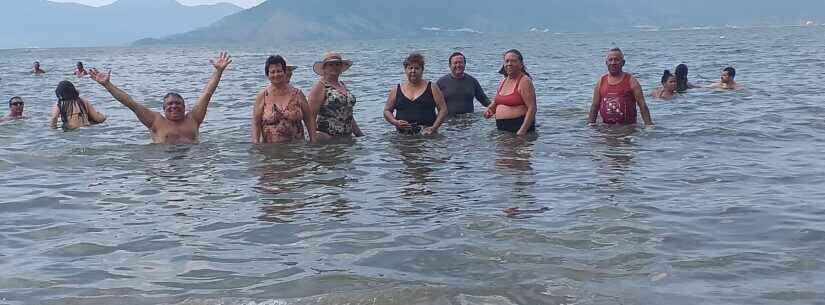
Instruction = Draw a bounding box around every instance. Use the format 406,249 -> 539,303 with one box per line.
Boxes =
0,0 -> 241,49
143,0 -> 825,45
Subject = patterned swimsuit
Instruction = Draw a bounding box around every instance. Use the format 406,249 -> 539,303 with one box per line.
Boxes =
316,81 -> 356,136
261,87 -> 304,143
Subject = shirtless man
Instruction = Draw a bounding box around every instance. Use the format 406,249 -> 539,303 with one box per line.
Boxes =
708,67 -> 743,90
89,52 -> 232,144
587,48 -> 654,126
0,97 -> 25,122
32,61 -> 46,75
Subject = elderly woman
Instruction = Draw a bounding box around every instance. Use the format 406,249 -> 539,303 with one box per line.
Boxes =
252,55 -> 317,144
383,52 -> 448,135
307,52 -> 364,140
48,81 -> 106,131
484,49 -> 537,135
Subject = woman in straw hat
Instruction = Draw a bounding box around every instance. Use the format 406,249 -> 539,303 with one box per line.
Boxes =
307,52 -> 364,140
252,55 -> 317,144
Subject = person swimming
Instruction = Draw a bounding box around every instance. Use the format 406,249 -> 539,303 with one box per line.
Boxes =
48,81 -> 106,131
674,64 -> 697,92
31,61 -> 46,75
383,52 -> 448,135
709,67 -> 744,90
484,49 -> 538,135
0,97 -> 25,122
587,47 -> 654,126
74,62 -> 88,77
651,70 -> 677,99
251,55 -> 317,144
89,52 -> 231,144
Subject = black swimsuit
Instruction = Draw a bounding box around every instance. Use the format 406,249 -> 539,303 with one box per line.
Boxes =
393,82 -> 437,133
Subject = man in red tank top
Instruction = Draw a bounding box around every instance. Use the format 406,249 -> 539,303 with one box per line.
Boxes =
587,48 -> 653,126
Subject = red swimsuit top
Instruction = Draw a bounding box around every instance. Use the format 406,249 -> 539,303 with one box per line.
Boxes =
495,75 -> 526,107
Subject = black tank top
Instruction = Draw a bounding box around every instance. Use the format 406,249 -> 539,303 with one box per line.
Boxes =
394,82 -> 437,127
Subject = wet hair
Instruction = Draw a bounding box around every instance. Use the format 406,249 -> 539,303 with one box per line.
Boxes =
265,55 -> 287,76
77,61 -> 84,68
448,52 -> 465,64
55,80 -> 87,131
9,96 -> 22,105
661,70 -> 675,85
723,66 -> 736,79
498,49 -> 531,78
403,53 -> 425,68
675,64 -> 689,92
608,47 -> 623,55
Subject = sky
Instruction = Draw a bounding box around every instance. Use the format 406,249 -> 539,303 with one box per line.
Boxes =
48,0 -> 266,9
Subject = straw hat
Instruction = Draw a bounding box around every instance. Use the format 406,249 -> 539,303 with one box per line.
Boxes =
312,52 -> 353,75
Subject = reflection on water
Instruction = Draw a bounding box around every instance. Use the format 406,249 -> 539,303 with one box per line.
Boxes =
2,27 -> 825,305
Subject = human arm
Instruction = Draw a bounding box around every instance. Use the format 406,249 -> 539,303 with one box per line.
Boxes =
298,90 -> 318,143
587,78 -> 602,125
383,86 -> 411,128
90,68 -> 160,129
351,117 -> 364,137
516,78 -> 537,136
191,51 -> 232,125
484,79 -> 503,119
473,77 -> 491,107
423,84 -> 448,135
251,91 -> 264,144
81,98 -> 107,124
48,104 -> 59,129
631,77 -> 654,126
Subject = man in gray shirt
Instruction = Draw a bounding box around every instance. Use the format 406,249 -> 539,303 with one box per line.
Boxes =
436,52 -> 491,115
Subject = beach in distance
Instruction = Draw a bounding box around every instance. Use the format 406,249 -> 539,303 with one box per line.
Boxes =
1,26 -> 824,305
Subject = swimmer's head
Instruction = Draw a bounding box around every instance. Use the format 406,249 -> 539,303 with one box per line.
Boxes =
9,96 -> 24,116
606,47 -> 625,75
265,55 -> 293,84
499,49 -> 530,78
661,70 -> 677,91
448,52 -> 465,78
722,67 -> 736,83
55,81 -> 79,101
404,52 -> 425,83
675,64 -> 689,92
162,92 -> 186,121
77,61 -> 84,69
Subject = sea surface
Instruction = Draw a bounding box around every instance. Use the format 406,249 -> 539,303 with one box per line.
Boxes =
1,26 -> 824,305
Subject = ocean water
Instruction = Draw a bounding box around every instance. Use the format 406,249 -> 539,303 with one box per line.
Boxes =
1,26 -> 824,305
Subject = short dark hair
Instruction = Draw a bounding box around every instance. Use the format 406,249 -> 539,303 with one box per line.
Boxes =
723,66 -> 736,79
9,96 -> 22,104
403,53 -> 425,68
448,52 -> 465,64
265,55 -> 288,76
163,92 -> 184,105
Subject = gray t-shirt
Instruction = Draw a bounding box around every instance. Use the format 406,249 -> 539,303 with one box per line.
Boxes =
436,73 -> 490,115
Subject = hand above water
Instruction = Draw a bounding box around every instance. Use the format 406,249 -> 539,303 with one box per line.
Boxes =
394,119 -> 412,129
210,51 -> 232,71
422,127 -> 437,135
88,68 -> 111,86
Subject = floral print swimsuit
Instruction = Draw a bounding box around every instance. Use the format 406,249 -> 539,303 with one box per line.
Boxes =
316,81 -> 356,136
261,87 -> 304,143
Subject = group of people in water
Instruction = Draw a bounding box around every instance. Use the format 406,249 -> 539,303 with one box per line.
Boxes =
2,48 -> 743,138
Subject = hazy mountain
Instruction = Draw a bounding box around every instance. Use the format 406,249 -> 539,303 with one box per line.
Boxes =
143,0 -> 824,45
0,0 -> 242,49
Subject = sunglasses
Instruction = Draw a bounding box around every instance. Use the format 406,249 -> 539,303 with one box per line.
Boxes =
10,102 -> 24,106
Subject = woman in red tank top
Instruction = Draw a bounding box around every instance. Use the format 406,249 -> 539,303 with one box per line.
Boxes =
484,49 -> 537,135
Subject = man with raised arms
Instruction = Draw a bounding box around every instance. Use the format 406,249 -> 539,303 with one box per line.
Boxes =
89,52 -> 231,144
587,47 -> 654,126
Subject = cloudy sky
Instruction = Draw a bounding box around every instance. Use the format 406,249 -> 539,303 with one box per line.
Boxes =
48,0 -> 265,9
